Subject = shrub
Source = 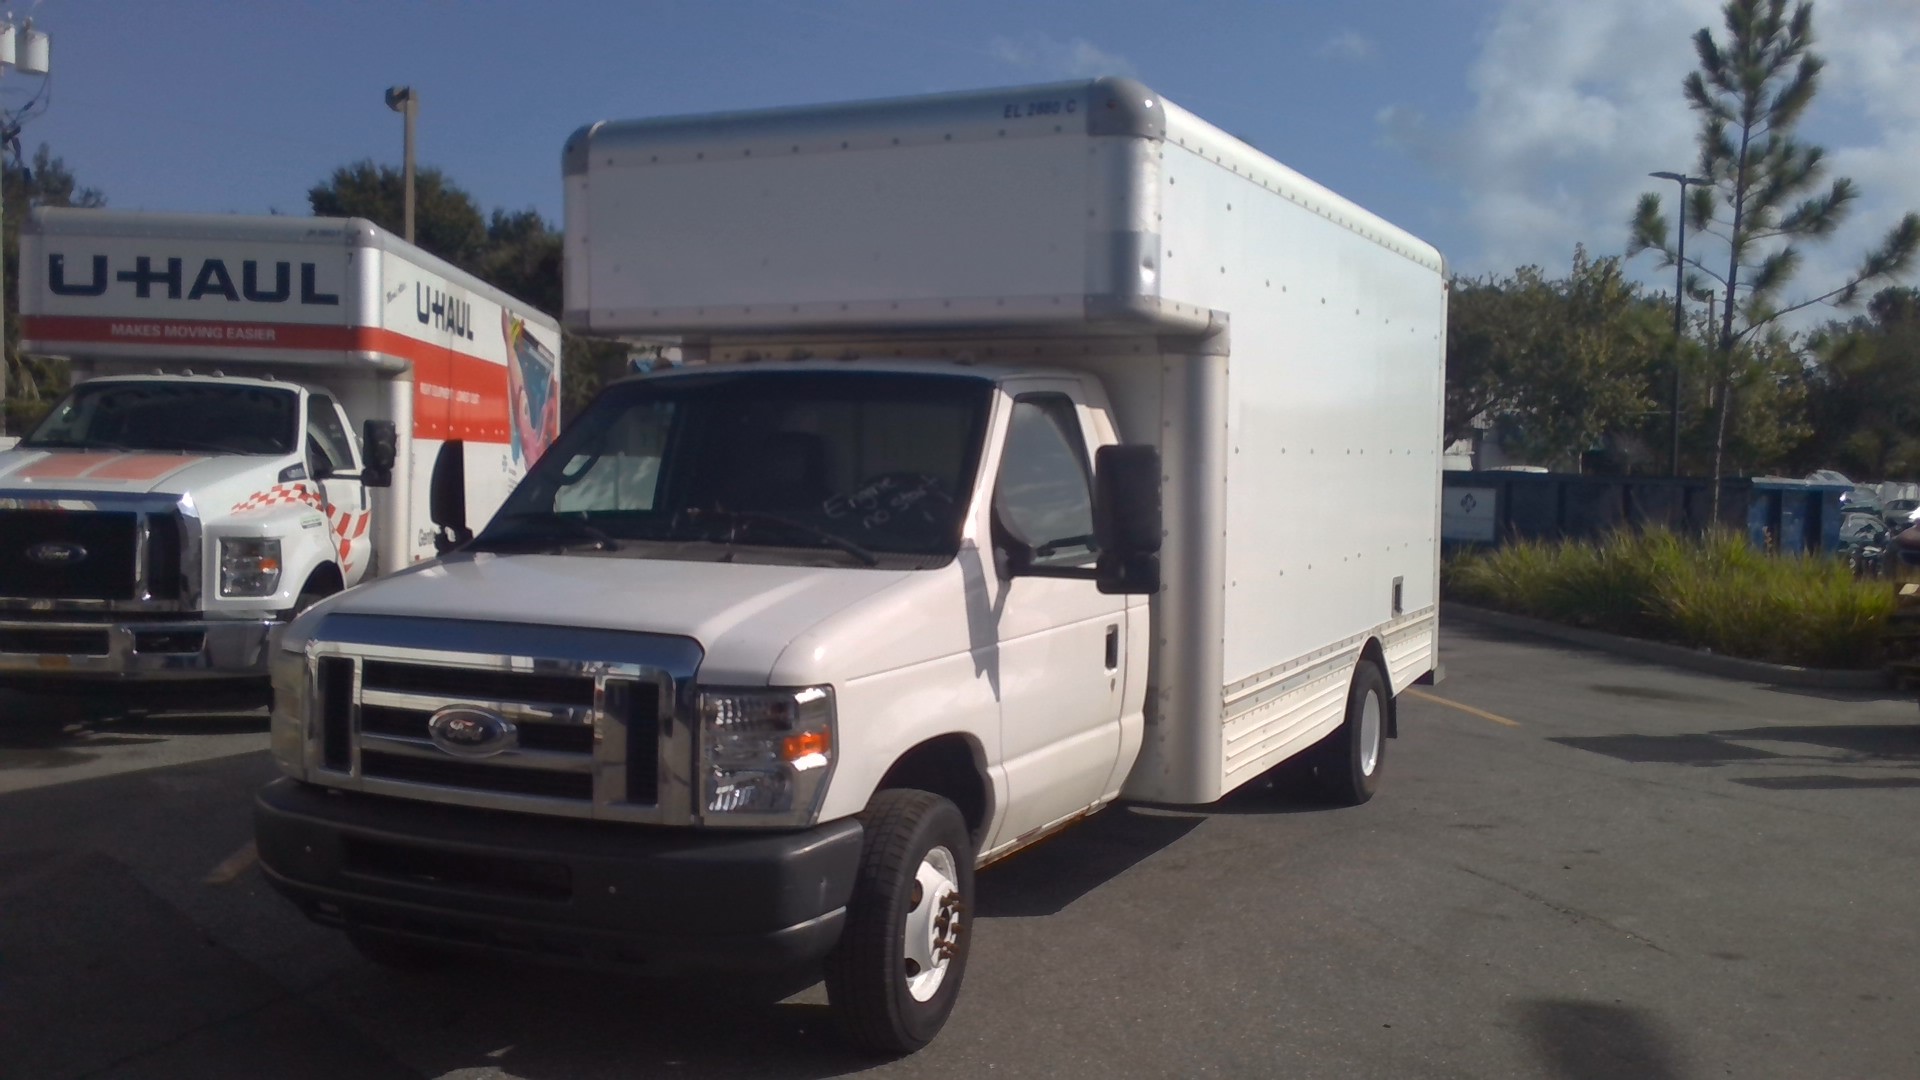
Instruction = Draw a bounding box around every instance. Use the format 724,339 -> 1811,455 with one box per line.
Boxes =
1443,530 -> 1894,670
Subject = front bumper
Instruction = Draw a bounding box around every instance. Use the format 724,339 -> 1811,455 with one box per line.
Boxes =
255,778 -> 863,974
0,615 -> 276,680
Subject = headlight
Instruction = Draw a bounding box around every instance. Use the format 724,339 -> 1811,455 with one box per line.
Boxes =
220,537 -> 283,598
698,685 -> 834,824
268,641 -> 310,779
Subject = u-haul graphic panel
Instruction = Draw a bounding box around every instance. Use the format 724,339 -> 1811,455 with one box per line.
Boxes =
18,209 -> 563,565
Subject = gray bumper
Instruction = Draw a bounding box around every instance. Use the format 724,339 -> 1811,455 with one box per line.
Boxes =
0,616 -> 277,680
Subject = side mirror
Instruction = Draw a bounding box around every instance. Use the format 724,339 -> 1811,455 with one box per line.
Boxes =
1093,444 -> 1162,596
429,440 -> 472,554
361,419 -> 397,488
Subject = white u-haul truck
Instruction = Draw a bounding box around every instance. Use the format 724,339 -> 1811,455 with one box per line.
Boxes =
0,210 -> 561,695
257,79 -> 1445,1054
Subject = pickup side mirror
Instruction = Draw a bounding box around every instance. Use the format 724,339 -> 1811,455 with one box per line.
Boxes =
1093,444 -> 1162,596
429,440 -> 472,554
361,419 -> 397,488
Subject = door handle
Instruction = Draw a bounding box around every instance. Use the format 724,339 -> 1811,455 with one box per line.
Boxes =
1104,624 -> 1120,671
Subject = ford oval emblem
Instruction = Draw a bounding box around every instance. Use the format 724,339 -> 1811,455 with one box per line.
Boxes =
427,706 -> 518,758
26,541 -> 87,566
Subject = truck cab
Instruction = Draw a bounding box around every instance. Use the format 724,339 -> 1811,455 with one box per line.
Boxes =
0,372 -> 391,681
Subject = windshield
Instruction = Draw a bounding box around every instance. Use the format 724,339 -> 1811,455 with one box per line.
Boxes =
22,381 -> 300,455
479,370 -> 994,565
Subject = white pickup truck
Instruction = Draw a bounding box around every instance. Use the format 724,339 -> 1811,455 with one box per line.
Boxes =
0,210 -> 561,696
256,79 -> 1446,1054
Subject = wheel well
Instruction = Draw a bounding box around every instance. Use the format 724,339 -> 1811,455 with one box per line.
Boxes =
1360,638 -> 1397,739
300,563 -> 345,600
877,735 -> 993,850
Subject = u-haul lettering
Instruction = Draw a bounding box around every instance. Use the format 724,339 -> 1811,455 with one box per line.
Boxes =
48,253 -> 340,306
415,284 -> 475,340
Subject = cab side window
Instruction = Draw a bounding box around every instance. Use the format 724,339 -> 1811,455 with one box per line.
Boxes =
306,394 -> 356,478
993,394 -> 1096,568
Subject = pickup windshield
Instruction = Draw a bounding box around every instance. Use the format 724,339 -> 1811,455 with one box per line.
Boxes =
22,381 -> 300,455
478,370 -> 994,565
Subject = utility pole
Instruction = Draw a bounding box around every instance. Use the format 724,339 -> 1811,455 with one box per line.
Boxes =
385,86 -> 417,243
1651,171 -> 1709,477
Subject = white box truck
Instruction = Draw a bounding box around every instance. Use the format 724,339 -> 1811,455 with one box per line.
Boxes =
0,209 -> 562,692
255,79 -> 1445,1053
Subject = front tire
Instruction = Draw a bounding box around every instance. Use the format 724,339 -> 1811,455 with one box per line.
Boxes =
825,789 -> 975,1056
1314,660 -> 1390,806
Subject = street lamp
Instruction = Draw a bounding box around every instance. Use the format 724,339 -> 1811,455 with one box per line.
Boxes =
385,86 -> 417,244
1651,170 -> 1710,477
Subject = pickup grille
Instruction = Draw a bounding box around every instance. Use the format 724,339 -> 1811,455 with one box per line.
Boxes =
312,653 -> 664,814
0,510 -> 140,600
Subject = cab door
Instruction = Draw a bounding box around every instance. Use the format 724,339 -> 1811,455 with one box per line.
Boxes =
987,383 -> 1129,849
304,393 -> 372,584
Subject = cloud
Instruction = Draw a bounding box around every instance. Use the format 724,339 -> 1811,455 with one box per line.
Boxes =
1320,30 -> 1377,62
989,33 -> 1136,79
1384,0 -> 1920,326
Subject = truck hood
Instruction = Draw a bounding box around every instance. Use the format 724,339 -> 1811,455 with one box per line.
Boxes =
0,447 -> 296,501
321,552 -> 921,685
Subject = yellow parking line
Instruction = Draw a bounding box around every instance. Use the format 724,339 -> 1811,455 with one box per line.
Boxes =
204,841 -> 258,885
1405,689 -> 1521,728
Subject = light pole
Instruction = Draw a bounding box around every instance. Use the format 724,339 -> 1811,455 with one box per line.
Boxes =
1651,170 -> 1709,477
385,86 -> 417,243
0,19 -> 49,436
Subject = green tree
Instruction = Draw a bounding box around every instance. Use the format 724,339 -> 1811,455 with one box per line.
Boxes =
1628,0 -> 1920,486
4,144 -> 105,432
1446,249 -> 1669,471
308,160 -> 488,271
1797,287 -> 1920,478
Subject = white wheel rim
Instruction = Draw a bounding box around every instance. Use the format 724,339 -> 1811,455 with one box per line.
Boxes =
1359,689 -> 1382,777
903,845 -> 962,1002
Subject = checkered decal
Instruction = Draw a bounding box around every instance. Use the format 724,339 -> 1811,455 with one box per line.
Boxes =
230,482 -> 374,577
230,483 -> 326,515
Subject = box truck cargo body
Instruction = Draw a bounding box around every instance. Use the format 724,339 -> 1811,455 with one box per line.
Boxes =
0,210 -> 561,684
256,79 -> 1445,1053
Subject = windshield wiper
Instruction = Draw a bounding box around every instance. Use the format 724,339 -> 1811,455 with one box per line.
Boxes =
473,515 -> 622,553
17,438 -> 135,451
146,438 -> 247,454
685,507 -> 880,567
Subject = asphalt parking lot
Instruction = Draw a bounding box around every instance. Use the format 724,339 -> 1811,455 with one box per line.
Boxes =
2,623 -> 1917,1079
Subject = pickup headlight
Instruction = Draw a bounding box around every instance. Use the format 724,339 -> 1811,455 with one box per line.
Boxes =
698,685 -> 835,825
268,639 -> 310,779
220,538 -> 283,598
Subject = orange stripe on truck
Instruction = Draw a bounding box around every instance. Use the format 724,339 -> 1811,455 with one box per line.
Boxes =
20,316 -> 513,444
88,454 -> 205,482
16,453 -> 119,480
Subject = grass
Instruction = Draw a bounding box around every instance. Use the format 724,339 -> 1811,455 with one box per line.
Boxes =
1443,530 -> 1895,670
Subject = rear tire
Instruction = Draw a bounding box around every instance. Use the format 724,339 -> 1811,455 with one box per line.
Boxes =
825,789 -> 975,1056
1313,660 -> 1389,806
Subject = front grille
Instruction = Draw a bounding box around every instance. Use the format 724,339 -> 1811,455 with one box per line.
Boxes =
318,657 -> 355,772
131,630 -> 204,654
0,510 -> 139,600
360,704 -> 595,754
360,661 -> 596,707
0,627 -> 111,655
360,751 -> 595,800
145,514 -> 183,601
314,652 -> 665,814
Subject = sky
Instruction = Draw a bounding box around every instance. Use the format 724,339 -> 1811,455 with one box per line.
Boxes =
12,0 -> 1920,314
